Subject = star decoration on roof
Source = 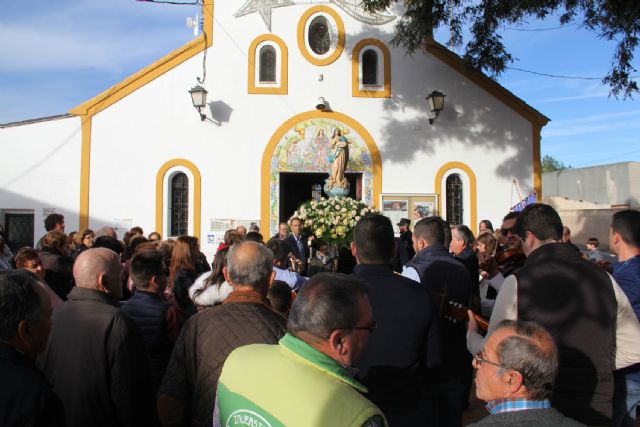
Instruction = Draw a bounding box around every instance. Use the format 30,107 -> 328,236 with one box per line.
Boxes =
233,0 -> 294,32
233,1 -> 396,31
329,0 -> 396,25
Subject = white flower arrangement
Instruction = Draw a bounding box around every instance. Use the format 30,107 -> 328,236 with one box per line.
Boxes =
290,197 -> 379,248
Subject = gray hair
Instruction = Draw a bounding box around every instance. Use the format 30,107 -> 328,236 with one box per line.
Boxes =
495,320 -> 558,400
227,241 -> 273,288
453,224 -> 475,247
288,273 -> 366,339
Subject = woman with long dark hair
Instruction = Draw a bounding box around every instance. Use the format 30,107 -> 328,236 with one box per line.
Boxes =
189,246 -> 232,310
169,236 -> 208,318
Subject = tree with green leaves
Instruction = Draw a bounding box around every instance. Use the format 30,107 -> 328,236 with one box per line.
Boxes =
541,155 -> 570,173
361,0 -> 639,98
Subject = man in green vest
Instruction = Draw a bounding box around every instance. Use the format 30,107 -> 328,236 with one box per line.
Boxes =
214,273 -> 387,427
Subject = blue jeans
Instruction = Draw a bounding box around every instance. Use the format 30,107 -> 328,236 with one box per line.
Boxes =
613,374 -> 640,427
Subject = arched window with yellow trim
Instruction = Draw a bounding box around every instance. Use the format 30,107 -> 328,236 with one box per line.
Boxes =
352,39 -> 390,98
156,159 -> 201,240
248,35 -> 288,95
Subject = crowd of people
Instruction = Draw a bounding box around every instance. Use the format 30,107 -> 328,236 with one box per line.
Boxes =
0,204 -> 639,427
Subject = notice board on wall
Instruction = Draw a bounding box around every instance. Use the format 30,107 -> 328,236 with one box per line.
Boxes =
380,193 -> 438,234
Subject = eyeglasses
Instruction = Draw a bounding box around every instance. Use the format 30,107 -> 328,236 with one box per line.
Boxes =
474,352 -> 504,369
474,352 -> 524,378
500,227 -> 512,237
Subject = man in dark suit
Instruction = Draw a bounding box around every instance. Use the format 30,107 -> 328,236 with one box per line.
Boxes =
397,218 -> 415,259
352,215 -> 441,425
284,217 -> 307,273
450,224 -> 480,293
403,216 -> 473,427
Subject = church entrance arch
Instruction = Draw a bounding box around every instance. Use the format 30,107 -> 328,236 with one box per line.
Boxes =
261,111 -> 381,236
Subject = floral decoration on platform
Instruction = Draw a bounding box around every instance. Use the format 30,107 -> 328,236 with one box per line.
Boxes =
290,197 -> 379,248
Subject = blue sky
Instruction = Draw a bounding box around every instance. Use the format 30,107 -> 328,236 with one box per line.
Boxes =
1,1 -> 638,168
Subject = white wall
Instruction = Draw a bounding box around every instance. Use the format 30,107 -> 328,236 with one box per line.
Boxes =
0,116 -> 82,241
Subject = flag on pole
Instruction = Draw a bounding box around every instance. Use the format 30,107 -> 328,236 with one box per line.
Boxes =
511,192 -> 537,212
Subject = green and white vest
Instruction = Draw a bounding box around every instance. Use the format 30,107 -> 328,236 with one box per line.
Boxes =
216,333 -> 387,427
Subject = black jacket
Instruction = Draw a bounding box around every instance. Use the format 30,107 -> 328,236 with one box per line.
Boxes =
0,343 -> 65,427
515,243 -> 616,425
39,249 -> 74,300
405,244 -> 473,382
121,291 -> 175,393
353,264 -> 441,420
39,287 -> 155,427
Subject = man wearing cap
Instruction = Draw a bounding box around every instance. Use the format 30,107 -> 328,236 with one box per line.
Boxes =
398,218 -> 415,259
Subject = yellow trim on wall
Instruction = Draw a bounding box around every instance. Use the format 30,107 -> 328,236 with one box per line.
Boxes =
351,38 -> 391,98
533,124 -> 542,198
78,116 -> 92,230
248,34 -> 288,95
155,159 -> 202,241
297,6 -> 345,66
72,0 -> 212,231
260,110 -> 382,234
434,161 -> 477,233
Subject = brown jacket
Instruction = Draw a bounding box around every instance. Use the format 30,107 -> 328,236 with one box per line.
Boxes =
158,289 -> 287,427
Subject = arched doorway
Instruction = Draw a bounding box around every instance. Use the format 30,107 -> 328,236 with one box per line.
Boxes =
261,111 -> 381,235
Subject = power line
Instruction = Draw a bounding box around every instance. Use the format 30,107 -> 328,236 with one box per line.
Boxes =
506,67 -> 639,81
504,23 -> 577,32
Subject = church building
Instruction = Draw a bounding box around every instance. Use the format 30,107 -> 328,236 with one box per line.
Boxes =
0,0 -> 548,256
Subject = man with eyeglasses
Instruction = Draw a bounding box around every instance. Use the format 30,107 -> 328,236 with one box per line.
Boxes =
467,203 -> 640,426
468,320 -> 583,426
214,273 -> 387,427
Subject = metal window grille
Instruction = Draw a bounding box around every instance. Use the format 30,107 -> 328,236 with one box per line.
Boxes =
446,174 -> 463,225
170,173 -> 189,236
362,49 -> 378,85
259,45 -> 276,83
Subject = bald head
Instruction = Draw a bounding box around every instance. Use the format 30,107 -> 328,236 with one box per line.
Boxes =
226,241 -> 273,292
73,248 -> 123,299
94,226 -> 117,239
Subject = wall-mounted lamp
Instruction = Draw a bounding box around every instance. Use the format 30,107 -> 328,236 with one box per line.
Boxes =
316,97 -> 328,111
426,90 -> 446,125
189,85 -> 208,121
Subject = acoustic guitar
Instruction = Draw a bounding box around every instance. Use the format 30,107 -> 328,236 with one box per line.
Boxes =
445,300 -> 489,334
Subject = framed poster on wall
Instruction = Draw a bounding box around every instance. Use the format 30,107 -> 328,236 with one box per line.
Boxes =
380,194 -> 439,233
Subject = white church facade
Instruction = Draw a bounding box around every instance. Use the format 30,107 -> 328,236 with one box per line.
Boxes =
0,0 -> 548,257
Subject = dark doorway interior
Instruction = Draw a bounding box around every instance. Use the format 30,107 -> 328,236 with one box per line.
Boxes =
5,213 -> 34,253
279,172 -> 362,224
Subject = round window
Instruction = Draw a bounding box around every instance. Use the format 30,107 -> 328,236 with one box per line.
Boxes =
297,6 -> 344,66
308,16 -> 331,55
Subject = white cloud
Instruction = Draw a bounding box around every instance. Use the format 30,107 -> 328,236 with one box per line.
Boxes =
0,2 -> 196,73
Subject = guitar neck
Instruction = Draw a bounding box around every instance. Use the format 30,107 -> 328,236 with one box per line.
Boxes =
473,313 -> 489,333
